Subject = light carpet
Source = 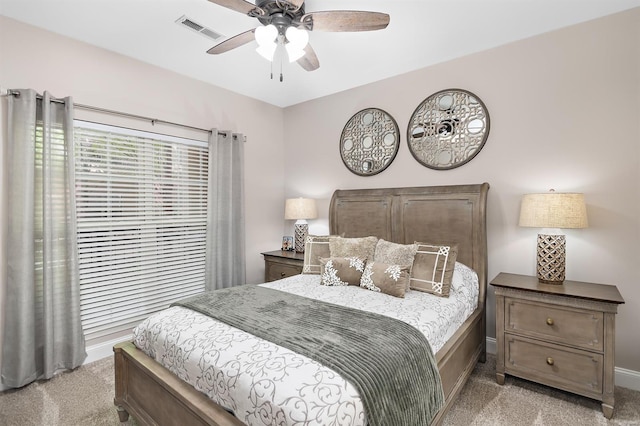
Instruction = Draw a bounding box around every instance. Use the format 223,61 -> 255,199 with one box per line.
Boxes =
1,354 -> 639,425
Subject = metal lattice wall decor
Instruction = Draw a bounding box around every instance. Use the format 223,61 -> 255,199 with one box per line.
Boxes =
340,108 -> 400,176
407,89 -> 490,170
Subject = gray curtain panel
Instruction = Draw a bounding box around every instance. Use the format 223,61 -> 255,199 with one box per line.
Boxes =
2,89 -> 86,388
205,130 -> 246,290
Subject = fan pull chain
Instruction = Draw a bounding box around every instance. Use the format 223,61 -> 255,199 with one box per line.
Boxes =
270,59 -> 273,80
280,56 -> 283,82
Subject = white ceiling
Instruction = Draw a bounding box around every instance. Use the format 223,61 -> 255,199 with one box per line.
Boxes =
2,0 -> 639,107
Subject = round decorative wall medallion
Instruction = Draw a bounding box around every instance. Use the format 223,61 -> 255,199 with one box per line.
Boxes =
407,89 -> 490,170
340,108 -> 400,176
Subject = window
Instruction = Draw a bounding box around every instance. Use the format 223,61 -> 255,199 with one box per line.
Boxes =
74,121 -> 208,344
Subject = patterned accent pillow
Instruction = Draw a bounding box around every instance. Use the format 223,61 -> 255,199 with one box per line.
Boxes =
373,239 -> 418,289
303,235 -> 337,274
360,262 -> 409,298
319,257 -> 366,286
409,242 -> 458,297
329,236 -> 378,262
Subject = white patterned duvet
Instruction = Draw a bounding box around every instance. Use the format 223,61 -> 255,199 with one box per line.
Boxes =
132,262 -> 479,425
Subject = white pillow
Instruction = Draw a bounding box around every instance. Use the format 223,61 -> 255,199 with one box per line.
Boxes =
450,262 -> 479,293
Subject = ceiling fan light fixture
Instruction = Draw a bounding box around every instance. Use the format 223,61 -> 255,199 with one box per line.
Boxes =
284,26 -> 308,63
285,44 -> 305,62
255,24 -> 278,47
207,0 -> 390,73
256,43 -> 277,61
285,26 -> 308,48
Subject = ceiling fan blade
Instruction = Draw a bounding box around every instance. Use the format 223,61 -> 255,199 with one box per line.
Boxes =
301,11 -> 390,32
207,28 -> 256,54
297,44 -> 319,71
207,0 -> 263,16
284,0 -> 304,10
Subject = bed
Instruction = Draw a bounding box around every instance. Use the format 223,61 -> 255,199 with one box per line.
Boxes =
114,182 -> 490,425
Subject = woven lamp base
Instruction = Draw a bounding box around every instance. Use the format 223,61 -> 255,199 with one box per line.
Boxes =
294,222 -> 308,253
536,234 -> 566,284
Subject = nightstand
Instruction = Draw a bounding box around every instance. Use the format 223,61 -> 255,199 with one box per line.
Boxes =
491,273 -> 624,418
262,250 -> 305,282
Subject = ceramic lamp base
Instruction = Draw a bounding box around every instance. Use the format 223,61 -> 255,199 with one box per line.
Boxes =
536,234 -> 566,284
294,222 -> 308,253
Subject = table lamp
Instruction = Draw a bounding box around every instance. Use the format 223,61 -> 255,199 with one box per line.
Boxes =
518,190 -> 588,284
285,198 -> 317,253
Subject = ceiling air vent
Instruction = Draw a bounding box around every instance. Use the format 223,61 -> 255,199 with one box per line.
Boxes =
175,15 -> 224,41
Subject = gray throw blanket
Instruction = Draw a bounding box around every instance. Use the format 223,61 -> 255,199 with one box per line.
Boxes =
172,284 -> 444,426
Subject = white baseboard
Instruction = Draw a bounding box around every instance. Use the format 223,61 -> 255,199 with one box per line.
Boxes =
614,366 -> 640,392
484,337 -> 640,392
84,334 -> 132,365
486,336 -> 497,355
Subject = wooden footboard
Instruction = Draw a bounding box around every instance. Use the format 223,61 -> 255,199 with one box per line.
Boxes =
114,341 -> 244,426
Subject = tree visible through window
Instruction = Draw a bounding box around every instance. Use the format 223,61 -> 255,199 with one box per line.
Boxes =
74,121 -> 208,345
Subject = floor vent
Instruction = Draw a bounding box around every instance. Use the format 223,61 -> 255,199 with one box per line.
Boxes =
176,15 -> 224,41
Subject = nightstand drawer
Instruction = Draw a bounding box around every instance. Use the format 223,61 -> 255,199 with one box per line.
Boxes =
262,250 -> 305,282
505,298 -> 603,351
505,335 -> 603,396
266,263 -> 301,282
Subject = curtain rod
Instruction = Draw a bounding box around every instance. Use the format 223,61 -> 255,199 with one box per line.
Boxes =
6,89 -> 232,137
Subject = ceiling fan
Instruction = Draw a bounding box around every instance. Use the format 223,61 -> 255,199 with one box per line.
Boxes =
206,0 -> 390,73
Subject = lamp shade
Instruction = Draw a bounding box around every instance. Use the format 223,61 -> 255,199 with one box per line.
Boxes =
285,198 -> 317,220
519,192 -> 588,229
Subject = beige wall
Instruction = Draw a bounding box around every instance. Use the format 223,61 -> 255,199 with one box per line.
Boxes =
0,16 -> 286,370
283,8 -> 640,371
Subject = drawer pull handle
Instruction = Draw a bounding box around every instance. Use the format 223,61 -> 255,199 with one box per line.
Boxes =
280,272 -> 286,277
546,357 -> 554,366
546,318 -> 554,326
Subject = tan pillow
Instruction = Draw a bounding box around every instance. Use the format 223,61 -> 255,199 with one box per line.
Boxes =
409,242 -> 458,297
329,236 -> 378,262
373,239 -> 417,289
373,239 -> 418,265
360,262 -> 409,298
319,257 -> 366,286
303,235 -> 336,274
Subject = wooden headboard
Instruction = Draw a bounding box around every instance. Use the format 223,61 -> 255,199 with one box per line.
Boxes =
329,183 -> 489,306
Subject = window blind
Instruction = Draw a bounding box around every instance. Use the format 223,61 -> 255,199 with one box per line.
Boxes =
74,121 -> 208,343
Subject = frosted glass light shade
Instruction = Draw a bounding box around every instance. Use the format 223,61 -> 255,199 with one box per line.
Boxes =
285,26 -> 308,62
255,24 -> 278,60
255,24 -> 278,46
286,44 -> 305,62
256,43 -> 277,61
